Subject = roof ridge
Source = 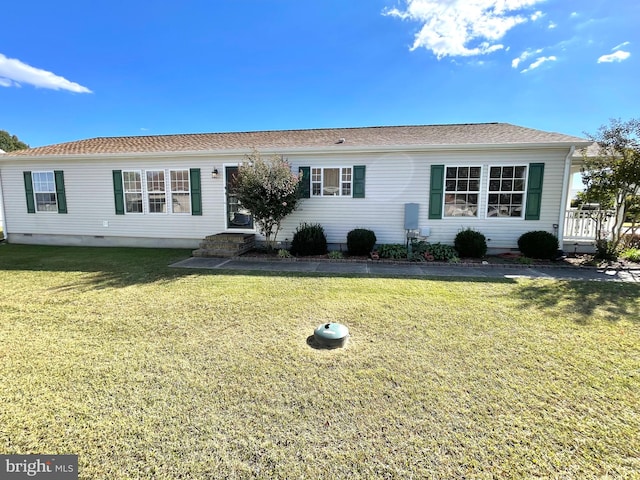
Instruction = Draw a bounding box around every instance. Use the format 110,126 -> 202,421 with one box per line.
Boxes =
83,122 -> 505,141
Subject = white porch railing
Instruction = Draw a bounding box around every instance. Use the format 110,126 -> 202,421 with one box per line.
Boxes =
563,209 -> 616,241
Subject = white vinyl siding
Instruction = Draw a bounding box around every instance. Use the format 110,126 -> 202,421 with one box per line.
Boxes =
0,147 -> 570,250
281,149 -> 567,249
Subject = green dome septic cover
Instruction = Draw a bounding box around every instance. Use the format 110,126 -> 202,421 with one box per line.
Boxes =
313,322 -> 349,348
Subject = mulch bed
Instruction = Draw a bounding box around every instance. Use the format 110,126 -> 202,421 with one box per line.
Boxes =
240,250 -> 640,269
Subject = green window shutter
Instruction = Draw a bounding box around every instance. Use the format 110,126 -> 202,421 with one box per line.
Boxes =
429,165 -> 444,219
353,165 -> 366,198
112,170 -> 125,215
525,163 -> 544,220
298,166 -> 310,198
190,168 -> 202,216
54,170 -> 67,214
23,171 -> 36,213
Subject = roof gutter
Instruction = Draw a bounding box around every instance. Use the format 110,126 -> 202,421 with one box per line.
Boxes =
0,141 -> 594,162
0,169 -> 9,242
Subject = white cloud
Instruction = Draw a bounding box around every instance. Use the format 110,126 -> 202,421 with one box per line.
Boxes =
530,11 -> 544,21
597,50 -> 631,63
0,53 -> 92,93
548,21 -> 557,29
0,77 -> 17,88
612,41 -> 630,51
520,55 -> 556,73
384,0 -> 544,59
511,48 -> 542,68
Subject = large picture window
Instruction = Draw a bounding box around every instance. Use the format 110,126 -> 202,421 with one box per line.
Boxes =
444,166 -> 481,217
311,167 -> 352,196
487,166 -> 527,218
32,171 -> 57,212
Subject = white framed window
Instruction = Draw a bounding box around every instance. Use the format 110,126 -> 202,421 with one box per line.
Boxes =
311,167 -> 353,196
146,170 -> 166,213
123,171 -> 143,213
486,166 -> 527,218
170,170 -> 191,214
120,169 -> 193,214
32,171 -> 57,212
444,166 -> 481,217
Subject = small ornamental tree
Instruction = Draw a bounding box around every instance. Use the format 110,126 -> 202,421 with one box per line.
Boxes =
234,150 -> 302,251
581,118 -> 640,258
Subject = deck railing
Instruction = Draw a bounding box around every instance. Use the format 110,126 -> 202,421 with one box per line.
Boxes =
563,209 -> 615,241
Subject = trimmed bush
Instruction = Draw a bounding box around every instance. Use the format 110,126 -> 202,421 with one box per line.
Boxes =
454,228 -> 487,258
290,223 -> 327,256
347,229 -> 377,256
517,231 -> 559,260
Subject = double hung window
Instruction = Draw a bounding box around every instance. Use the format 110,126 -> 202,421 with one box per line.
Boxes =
487,166 -> 526,218
311,167 -> 353,196
444,166 -> 481,217
120,169 -> 191,214
32,171 -> 57,212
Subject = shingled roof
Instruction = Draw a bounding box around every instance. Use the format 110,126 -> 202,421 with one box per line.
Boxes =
3,123 -> 589,157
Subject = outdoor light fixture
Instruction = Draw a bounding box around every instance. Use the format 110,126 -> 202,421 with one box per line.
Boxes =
211,168 -> 219,179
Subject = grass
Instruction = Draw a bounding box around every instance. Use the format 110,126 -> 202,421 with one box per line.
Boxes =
622,248 -> 640,263
1,244 -> 639,479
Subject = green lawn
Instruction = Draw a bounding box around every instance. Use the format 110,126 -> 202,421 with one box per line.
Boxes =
1,245 -> 639,479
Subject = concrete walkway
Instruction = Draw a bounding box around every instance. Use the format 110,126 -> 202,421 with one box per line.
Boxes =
170,257 -> 640,283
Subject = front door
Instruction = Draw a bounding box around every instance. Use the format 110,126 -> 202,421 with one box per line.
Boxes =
225,166 -> 254,229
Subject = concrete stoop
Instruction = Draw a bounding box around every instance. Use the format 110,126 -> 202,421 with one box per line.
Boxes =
192,233 -> 256,258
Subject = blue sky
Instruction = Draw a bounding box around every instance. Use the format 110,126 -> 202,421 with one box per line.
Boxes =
0,0 -> 637,147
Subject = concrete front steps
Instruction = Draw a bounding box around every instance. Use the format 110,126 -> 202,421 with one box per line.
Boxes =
192,233 -> 256,258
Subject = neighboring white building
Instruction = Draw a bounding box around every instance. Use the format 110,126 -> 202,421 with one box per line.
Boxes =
0,123 -> 591,251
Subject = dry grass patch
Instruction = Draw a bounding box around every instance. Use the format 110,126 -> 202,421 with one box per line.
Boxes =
0,245 -> 639,478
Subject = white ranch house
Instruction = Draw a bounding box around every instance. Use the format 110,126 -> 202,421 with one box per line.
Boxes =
0,123 -> 597,253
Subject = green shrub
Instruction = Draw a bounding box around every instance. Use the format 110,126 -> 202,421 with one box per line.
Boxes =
454,228 -> 487,258
328,251 -> 344,259
277,249 -> 292,258
290,223 -> 327,256
404,241 -> 458,262
621,248 -> 640,263
517,231 -> 559,260
378,244 -> 408,259
347,229 -> 377,256
425,242 -> 459,262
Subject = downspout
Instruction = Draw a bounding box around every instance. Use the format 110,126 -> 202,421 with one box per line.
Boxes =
557,146 -> 575,250
0,168 -> 8,243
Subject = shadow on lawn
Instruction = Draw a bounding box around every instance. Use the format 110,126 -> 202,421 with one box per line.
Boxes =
0,244 -> 518,290
0,244 -> 194,290
512,280 -> 640,324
